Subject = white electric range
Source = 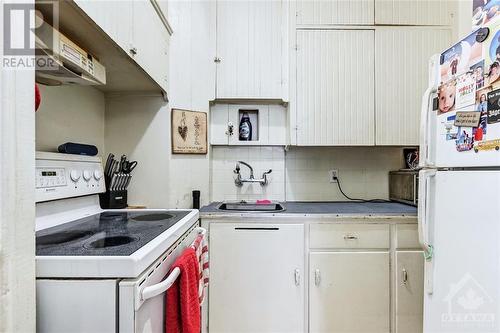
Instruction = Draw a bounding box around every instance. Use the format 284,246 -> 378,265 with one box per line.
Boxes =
35,152 -> 200,333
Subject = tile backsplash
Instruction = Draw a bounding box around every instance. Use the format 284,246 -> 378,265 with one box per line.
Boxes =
210,146 -> 405,202
285,147 -> 404,201
210,147 -> 285,201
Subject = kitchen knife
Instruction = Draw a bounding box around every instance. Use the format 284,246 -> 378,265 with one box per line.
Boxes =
119,173 -> 125,191
109,174 -> 117,191
104,153 -> 114,176
120,155 -> 127,173
124,174 -> 132,190
108,159 -> 117,178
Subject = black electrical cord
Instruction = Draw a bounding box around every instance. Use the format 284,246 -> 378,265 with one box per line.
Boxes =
335,176 -> 391,203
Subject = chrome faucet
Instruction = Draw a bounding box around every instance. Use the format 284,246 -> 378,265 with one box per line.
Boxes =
234,161 -> 272,186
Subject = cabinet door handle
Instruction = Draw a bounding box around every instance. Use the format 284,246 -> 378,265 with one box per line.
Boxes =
234,227 -> 279,231
314,269 -> 321,286
226,122 -> 234,136
294,269 -> 301,286
343,234 -> 358,240
402,268 -> 408,285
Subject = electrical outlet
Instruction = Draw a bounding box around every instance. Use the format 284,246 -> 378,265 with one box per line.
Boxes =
329,169 -> 339,183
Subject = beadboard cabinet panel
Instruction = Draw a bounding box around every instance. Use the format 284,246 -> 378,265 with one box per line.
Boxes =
375,0 -> 453,26
375,27 -> 451,145
296,30 -> 375,145
296,0 -> 374,25
216,0 -> 283,99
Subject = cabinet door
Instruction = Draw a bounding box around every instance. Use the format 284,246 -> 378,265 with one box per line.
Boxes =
375,27 -> 451,145
209,223 -> 305,333
74,0 -> 132,53
296,30 -> 375,145
395,251 -> 424,333
310,252 -> 390,333
210,104 -> 230,145
296,0 -> 374,25
132,0 -> 169,92
375,0 -> 453,25
216,0 -> 283,99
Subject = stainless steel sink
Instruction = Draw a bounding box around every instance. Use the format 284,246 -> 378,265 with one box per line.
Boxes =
217,201 -> 285,212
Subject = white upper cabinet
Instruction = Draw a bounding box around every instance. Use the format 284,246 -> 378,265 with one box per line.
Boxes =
210,104 -> 287,146
296,30 -> 375,145
74,0 -> 133,53
375,27 -> 451,145
296,0 -> 374,25
74,0 -> 169,92
215,0 -> 284,100
132,0 -> 169,92
375,0 -> 454,26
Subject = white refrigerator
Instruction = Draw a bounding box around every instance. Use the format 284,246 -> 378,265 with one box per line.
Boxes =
419,24 -> 500,333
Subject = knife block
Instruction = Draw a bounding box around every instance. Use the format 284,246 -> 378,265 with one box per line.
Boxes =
99,190 -> 128,209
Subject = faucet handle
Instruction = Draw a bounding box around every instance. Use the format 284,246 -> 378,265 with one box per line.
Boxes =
263,169 -> 272,175
234,163 -> 240,174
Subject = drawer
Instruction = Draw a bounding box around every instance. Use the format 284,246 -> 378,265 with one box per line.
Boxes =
310,224 -> 390,249
395,224 -> 420,249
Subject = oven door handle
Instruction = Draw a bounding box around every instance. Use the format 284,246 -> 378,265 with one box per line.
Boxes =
141,267 -> 180,301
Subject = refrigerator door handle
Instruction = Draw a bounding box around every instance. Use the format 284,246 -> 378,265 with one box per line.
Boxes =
419,54 -> 440,168
419,85 -> 438,168
418,169 -> 437,294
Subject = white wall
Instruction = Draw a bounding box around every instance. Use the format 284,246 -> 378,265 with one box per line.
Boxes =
166,0 -> 215,208
105,95 -> 171,208
0,1 -> 36,329
454,0 -> 473,40
35,85 -> 105,153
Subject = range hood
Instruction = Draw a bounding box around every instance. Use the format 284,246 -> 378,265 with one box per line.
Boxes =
35,16 -> 106,86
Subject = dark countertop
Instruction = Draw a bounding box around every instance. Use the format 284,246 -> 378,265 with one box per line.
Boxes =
200,201 -> 417,217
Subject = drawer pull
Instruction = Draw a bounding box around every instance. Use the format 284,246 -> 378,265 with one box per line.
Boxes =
343,234 -> 358,240
234,227 -> 279,231
314,269 -> 321,286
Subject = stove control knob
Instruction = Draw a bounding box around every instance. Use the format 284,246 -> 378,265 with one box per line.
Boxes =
94,170 -> 102,180
83,170 -> 92,181
70,170 -> 81,182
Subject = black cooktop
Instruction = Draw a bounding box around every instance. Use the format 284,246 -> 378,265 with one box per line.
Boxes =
36,211 -> 191,256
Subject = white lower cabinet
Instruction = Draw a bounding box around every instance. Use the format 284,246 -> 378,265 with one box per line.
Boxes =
206,221 -> 422,333
395,251 -> 424,333
309,252 -> 390,333
208,223 -> 305,333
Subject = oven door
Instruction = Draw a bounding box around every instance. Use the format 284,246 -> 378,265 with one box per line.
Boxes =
119,224 -> 199,333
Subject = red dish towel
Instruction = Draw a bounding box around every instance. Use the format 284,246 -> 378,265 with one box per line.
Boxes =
166,247 -> 200,333
192,233 -> 210,304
